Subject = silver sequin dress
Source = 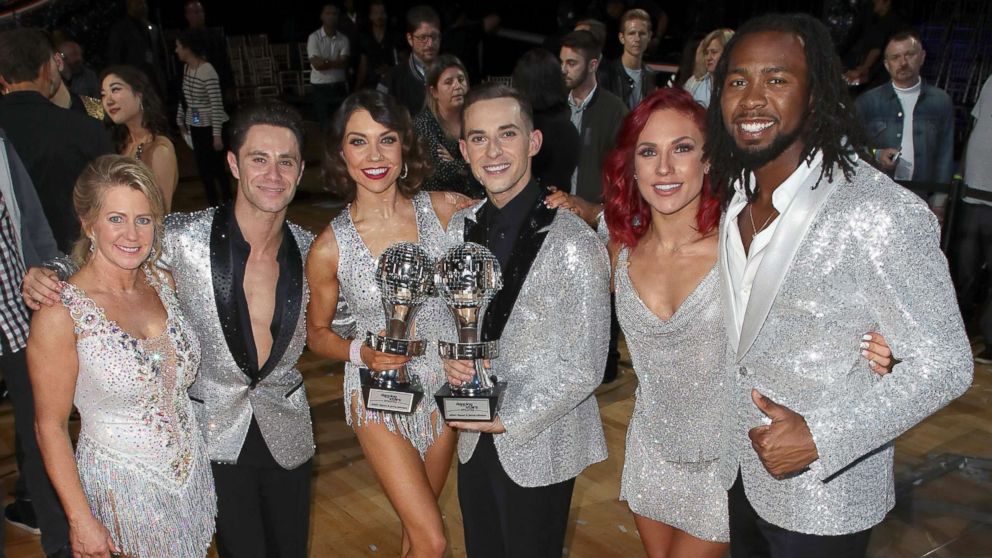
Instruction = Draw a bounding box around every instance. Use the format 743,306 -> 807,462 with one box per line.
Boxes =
331,191 -> 455,457
60,268 -> 216,558
615,248 -> 729,542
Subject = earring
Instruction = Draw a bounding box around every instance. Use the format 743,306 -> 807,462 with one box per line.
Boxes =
88,237 -> 95,254
399,163 -> 409,180
147,246 -> 157,261
631,215 -> 641,227
633,174 -> 638,181
139,99 -> 144,112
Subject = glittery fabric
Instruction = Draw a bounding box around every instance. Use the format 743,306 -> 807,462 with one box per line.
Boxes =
62,267 -> 216,558
718,158 -> 974,536
163,209 -> 316,469
615,248 -> 728,542
332,191 -> 455,457
447,204 -> 610,487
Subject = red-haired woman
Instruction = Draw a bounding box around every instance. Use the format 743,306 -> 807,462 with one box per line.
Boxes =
552,88 -> 894,557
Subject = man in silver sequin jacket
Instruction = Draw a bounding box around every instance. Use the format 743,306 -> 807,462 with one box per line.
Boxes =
707,14 -> 972,557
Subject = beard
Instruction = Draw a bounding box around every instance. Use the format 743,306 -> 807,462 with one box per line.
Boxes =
729,124 -> 804,170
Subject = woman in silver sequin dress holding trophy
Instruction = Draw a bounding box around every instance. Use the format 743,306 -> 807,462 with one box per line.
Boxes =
305,89 -> 472,557
555,88 -> 896,558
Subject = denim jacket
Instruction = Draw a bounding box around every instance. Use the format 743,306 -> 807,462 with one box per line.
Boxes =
855,81 -> 955,184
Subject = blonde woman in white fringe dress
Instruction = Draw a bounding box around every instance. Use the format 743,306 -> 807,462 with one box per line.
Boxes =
28,155 -> 215,558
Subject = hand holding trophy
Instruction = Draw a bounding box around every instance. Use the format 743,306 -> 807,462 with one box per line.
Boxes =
434,242 -> 505,421
361,242 -> 434,414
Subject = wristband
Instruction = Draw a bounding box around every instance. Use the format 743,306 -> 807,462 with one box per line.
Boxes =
349,338 -> 365,367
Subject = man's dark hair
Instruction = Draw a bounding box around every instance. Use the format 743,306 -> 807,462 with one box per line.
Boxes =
0,28 -> 55,84
885,28 -> 922,50
176,29 -> 209,60
561,29 -> 602,63
461,83 -> 535,135
406,5 -> 440,34
575,18 -> 607,50
704,13 -> 870,201
228,98 -> 306,156
512,48 -> 568,112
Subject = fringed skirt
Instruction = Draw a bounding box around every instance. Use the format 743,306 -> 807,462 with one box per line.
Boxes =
76,433 -> 217,558
344,362 -> 446,458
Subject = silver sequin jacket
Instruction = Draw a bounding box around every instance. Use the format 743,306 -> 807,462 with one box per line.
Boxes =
717,158 -> 973,535
447,203 -> 610,487
163,209 -> 316,469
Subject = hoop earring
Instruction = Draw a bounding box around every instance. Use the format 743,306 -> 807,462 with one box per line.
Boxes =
399,163 -> 409,180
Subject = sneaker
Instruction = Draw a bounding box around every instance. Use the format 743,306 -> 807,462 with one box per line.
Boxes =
976,349 -> 992,365
4,500 -> 41,535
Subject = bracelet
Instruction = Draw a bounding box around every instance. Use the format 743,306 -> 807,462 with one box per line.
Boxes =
349,338 -> 365,367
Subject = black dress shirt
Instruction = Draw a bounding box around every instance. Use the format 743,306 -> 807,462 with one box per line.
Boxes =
0,91 -> 113,253
478,180 -> 542,270
229,213 -> 292,467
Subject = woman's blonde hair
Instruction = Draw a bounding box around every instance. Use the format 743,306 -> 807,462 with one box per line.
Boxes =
71,154 -> 166,267
693,28 -> 735,80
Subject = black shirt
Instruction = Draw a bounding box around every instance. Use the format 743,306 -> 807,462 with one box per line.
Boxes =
478,179 -> 542,270
0,91 -> 113,253
228,212 -> 292,467
532,106 -> 580,191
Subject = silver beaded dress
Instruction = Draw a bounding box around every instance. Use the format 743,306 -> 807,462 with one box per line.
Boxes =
60,267 -> 216,558
331,191 -> 455,457
615,247 -> 729,542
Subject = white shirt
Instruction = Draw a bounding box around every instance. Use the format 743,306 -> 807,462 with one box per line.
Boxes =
568,84 -> 597,194
724,151 -> 823,337
965,75 -> 992,207
307,27 -> 349,84
893,79 -> 921,180
683,73 -> 713,108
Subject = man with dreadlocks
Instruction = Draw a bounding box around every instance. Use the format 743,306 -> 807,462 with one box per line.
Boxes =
706,13 -> 972,557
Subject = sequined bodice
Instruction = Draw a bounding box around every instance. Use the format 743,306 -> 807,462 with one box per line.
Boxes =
62,268 -> 203,485
332,191 -> 454,382
615,247 -> 726,461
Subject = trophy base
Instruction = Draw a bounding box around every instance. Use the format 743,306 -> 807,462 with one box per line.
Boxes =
360,368 -> 424,415
434,380 -> 505,422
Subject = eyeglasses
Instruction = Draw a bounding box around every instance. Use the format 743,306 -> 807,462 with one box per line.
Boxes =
411,33 -> 440,44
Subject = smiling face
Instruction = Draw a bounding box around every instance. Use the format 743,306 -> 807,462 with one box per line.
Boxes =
340,109 -> 404,195
101,74 -> 142,126
720,31 -> 810,170
228,124 -> 303,214
87,185 -> 155,269
431,66 -> 468,112
620,18 -> 651,59
633,108 -> 708,218
704,37 -> 724,75
459,97 -> 542,206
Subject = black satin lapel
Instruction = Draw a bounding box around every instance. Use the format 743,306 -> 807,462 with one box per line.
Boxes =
464,205 -> 486,245
210,206 -> 253,381
481,197 -> 556,342
257,226 -> 303,382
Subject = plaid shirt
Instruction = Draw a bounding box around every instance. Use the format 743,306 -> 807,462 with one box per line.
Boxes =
0,189 -> 30,354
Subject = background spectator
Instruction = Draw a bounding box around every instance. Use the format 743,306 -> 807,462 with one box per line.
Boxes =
307,3 -> 350,133
683,28 -> 734,107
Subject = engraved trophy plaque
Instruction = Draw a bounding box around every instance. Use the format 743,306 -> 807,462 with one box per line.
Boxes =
361,242 -> 434,414
434,242 -> 505,421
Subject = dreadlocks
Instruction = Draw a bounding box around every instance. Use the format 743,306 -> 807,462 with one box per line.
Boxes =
703,13 -> 871,202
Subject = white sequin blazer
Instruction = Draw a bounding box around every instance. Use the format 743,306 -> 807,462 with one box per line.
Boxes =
163,207 -> 316,469
447,196 -> 610,488
717,157 -> 973,535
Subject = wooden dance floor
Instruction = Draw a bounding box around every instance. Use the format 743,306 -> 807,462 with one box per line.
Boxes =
4,146 -> 991,557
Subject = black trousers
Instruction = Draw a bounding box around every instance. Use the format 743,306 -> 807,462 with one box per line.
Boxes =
0,347 -> 68,555
728,473 -> 872,558
211,458 -> 313,558
956,203 -> 992,344
458,434 -> 575,558
189,125 -> 231,206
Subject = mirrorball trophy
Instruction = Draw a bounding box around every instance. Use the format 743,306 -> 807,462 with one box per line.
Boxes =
361,242 -> 434,414
434,242 -> 505,421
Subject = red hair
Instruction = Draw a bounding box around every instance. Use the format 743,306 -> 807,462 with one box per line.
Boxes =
603,88 -> 722,248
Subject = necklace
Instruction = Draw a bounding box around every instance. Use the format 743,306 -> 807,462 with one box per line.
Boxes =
134,136 -> 152,160
747,204 -> 778,239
